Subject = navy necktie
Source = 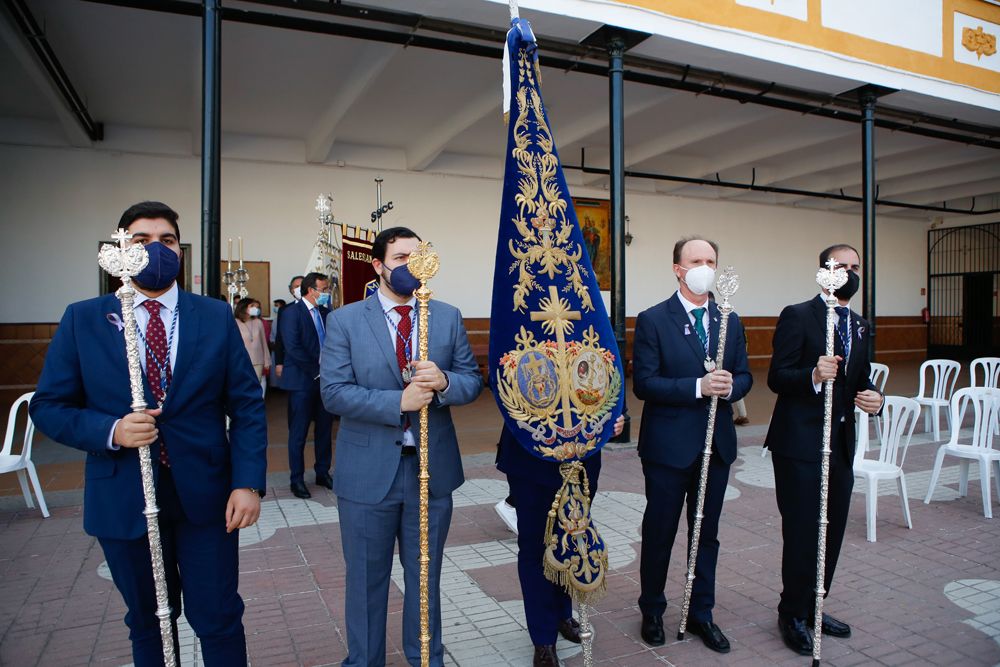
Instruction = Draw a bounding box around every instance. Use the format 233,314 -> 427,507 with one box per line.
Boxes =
835,306 -> 851,361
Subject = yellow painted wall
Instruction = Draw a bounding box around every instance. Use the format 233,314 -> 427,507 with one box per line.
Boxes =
618,0 -> 1000,94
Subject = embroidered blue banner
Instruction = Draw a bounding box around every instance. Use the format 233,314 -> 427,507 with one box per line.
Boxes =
489,19 -> 625,463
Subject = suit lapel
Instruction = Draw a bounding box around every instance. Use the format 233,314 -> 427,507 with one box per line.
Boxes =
364,295 -> 404,388
667,294 -> 707,365
165,289 -> 199,409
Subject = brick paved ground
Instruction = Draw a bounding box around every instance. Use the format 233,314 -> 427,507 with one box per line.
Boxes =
2,413 -> 999,667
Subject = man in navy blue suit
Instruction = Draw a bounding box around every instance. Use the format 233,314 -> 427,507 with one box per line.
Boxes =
30,201 -> 267,666
279,271 -> 334,499
765,244 -> 883,656
632,236 -> 752,654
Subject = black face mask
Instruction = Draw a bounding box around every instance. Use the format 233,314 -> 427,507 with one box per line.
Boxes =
834,270 -> 860,300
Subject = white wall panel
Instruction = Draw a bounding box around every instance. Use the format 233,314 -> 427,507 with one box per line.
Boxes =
821,0 -> 943,56
0,143 -> 927,322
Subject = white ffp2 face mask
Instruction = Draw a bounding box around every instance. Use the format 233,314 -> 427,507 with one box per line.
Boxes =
680,264 -> 716,295
292,286 -> 302,300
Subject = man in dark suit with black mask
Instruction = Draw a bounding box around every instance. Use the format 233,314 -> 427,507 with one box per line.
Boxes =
765,243 -> 884,656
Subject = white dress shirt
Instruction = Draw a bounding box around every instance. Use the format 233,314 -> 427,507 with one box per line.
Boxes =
377,290 -> 418,447
108,282 -> 181,449
675,291 -> 718,399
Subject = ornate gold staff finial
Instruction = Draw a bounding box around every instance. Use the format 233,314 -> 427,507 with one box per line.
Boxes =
810,256 -> 848,667
408,240 -> 439,666
97,230 -> 177,667
677,266 -> 740,641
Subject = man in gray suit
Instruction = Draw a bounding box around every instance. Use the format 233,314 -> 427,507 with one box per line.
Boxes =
320,227 -> 482,667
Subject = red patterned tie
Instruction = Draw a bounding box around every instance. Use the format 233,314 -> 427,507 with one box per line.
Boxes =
142,300 -> 172,466
394,306 -> 412,382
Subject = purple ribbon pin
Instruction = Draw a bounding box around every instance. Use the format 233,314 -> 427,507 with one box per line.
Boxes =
106,313 -> 124,332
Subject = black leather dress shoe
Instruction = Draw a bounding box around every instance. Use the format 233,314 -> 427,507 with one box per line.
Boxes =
778,614 -> 813,656
640,614 -> 665,647
688,620 -> 731,653
809,612 -> 851,638
315,473 -> 333,490
290,482 -> 311,499
532,644 -> 559,667
557,617 -> 581,644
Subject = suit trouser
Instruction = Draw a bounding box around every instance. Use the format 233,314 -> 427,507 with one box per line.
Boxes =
287,381 -> 334,484
98,467 -> 246,667
771,429 -> 854,618
505,470 -> 600,646
638,454 -> 730,622
337,453 -> 453,667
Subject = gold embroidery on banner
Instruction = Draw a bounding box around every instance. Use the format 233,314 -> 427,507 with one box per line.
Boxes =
498,48 -> 622,460
962,26 -> 997,60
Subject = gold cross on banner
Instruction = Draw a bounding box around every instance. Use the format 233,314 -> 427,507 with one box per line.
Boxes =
530,285 -> 581,429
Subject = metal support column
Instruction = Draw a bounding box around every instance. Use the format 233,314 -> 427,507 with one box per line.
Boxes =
860,89 -> 877,357
607,35 -> 629,442
201,0 -> 221,298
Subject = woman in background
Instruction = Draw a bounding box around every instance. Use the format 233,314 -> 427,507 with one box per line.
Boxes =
235,297 -> 270,396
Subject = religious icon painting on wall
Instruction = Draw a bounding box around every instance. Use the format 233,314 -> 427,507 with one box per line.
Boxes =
572,197 -> 611,290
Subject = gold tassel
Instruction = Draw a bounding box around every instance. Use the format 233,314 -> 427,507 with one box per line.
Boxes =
542,461 -> 608,605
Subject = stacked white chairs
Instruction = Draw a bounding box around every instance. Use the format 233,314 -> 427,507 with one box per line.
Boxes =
0,392 -> 49,518
923,387 -> 1000,519
913,360 -> 961,441
854,396 -> 920,542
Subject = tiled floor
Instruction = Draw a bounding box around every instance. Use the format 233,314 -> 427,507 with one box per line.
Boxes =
2,362 -> 998,666
2,421 -> 1000,666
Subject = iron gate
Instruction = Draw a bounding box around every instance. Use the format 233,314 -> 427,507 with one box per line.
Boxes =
927,221 -> 1000,359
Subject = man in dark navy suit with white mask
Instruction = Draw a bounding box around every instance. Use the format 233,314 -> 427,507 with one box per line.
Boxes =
632,236 -> 752,654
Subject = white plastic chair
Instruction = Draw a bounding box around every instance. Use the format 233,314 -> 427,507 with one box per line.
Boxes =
913,360 -> 961,441
923,387 -> 1000,519
968,358 -> 1000,436
853,396 -> 920,542
971,357 -> 1000,389
0,392 -> 49,517
856,362 -> 891,450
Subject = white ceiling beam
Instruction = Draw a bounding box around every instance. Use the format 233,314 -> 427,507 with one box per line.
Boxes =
792,150 -> 999,208
718,136 -> 927,199
554,93 -> 668,148
657,122 -> 857,194
405,88 -> 498,171
877,158 -> 1000,199
627,107 -> 773,170
579,106 -> 772,186
306,44 -> 398,164
885,177 -> 1000,208
0,9 -> 91,147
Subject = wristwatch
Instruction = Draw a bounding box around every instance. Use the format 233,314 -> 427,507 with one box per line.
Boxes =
240,487 -> 263,498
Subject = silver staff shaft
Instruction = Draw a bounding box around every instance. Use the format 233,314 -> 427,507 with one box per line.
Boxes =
811,259 -> 847,667
813,296 -> 839,667
118,277 -> 176,666
579,602 -> 595,667
677,300 -> 733,640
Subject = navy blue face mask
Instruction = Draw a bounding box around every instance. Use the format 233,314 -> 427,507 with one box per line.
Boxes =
382,263 -> 420,297
134,241 -> 181,291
